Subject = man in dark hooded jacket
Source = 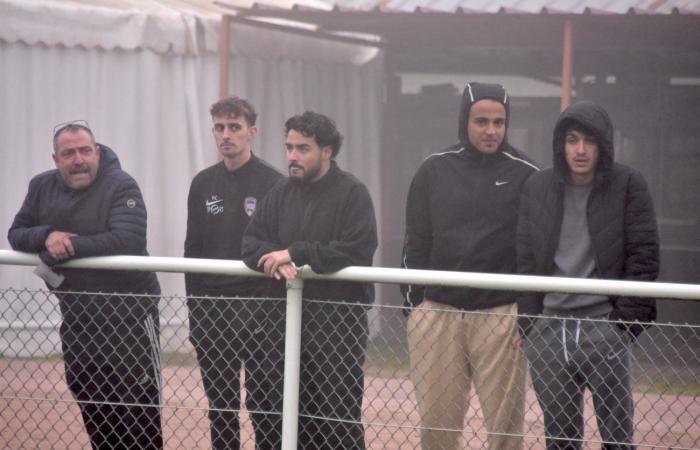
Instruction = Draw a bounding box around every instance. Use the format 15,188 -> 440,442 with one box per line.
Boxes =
8,122 -> 162,450
517,101 -> 659,449
401,82 -> 538,449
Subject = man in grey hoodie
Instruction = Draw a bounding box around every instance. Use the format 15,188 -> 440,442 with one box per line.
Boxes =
517,101 -> 659,449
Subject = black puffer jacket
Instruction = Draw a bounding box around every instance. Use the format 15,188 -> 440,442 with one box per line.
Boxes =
517,101 -> 659,337
8,145 -> 159,296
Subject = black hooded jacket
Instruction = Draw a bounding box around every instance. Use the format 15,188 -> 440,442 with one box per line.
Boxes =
516,101 -> 659,336
401,83 -> 539,312
8,144 -> 160,296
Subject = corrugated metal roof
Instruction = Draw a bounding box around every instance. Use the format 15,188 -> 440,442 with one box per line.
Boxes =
330,0 -> 700,13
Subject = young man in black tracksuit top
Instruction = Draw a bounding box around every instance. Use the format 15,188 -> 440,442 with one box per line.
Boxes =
184,97 -> 284,450
8,122 -> 162,449
242,111 -> 377,450
401,82 -> 538,450
517,101 -> 659,449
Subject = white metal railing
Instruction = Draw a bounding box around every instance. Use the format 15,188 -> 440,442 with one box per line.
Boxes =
1,248 -> 699,450
2,249 -> 699,300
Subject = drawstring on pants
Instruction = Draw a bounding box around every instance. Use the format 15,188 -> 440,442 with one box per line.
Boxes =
562,319 -> 582,364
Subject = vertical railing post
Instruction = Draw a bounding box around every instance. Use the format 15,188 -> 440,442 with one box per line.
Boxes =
281,277 -> 303,450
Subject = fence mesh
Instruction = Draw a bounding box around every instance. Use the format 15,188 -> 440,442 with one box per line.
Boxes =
1,287 -> 699,449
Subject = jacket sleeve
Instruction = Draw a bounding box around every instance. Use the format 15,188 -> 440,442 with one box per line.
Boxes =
40,176 -> 149,266
610,170 -> 660,336
241,188 -> 283,272
183,176 -> 204,295
287,183 -> 378,273
515,177 -> 543,336
7,178 -> 54,253
399,164 -> 432,310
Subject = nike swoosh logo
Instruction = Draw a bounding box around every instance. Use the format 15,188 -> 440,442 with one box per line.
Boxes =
205,199 -> 223,206
495,181 -> 509,186
606,348 -> 626,361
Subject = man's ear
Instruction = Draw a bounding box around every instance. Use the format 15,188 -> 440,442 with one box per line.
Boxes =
248,125 -> 258,140
321,145 -> 333,160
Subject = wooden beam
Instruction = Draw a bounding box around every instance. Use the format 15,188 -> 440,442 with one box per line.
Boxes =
561,19 -> 573,111
218,15 -> 231,100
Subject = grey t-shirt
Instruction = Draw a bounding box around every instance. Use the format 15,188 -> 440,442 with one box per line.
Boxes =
543,182 -> 612,317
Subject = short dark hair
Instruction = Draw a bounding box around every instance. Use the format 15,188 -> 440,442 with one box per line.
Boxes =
210,97 -> 257,126
284,111 -> 343,158
565,121 -> 597,142
53,122 -> 96,153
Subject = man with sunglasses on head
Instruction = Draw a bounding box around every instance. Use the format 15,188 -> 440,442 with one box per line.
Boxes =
8,121 -> 162,450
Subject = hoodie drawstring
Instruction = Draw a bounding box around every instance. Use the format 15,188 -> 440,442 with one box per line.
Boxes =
562,322 -> 568,364
562,319 -> 582,364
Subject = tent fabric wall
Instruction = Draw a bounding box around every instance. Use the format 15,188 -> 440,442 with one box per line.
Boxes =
0,1 -> 384,351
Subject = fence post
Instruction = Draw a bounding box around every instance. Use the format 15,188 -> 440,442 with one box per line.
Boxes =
281,277 -> 303,450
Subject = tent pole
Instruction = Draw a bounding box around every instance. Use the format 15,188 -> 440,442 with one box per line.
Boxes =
561,19 -> 573,111
219,15 -> 231,99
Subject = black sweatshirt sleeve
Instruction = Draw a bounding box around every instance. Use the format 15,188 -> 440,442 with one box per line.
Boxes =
184,175 -> 204,295
400,163 -> 432,310
241,187 -> 283,272
515,177 -> 543,336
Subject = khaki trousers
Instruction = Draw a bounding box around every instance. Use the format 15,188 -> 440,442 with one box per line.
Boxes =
407,300 -> 526,450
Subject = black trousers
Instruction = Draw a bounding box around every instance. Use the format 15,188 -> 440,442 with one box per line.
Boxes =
188,296 -> 284,450
60,294 -> 162,450
296,302 -> 369,450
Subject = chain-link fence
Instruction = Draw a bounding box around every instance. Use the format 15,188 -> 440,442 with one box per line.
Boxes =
2,287 -> 699,449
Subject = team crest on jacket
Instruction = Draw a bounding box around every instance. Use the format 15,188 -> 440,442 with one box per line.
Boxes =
244,197 -> 257,216
206,195 -> 224,215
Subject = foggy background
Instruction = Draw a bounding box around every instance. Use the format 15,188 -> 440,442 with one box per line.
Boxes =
0,1 -> 698,355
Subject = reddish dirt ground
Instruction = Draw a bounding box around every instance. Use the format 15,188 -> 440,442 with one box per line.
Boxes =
1,360 -> 698,449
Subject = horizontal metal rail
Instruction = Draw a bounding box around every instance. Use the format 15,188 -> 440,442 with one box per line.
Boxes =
1,249 -> 698,300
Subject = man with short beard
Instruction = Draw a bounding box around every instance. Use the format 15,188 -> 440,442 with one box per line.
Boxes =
242,111 -> 378,449
401,82 -> 538,450
8,121 -> 162,449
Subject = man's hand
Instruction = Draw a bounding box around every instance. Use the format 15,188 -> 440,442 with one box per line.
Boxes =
511,335 -> 523,352
275,263 -> 299,280
258,250 -> 297,279
45,231 -> 77,261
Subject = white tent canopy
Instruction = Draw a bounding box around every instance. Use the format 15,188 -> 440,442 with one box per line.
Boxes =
0,0 -> 384,349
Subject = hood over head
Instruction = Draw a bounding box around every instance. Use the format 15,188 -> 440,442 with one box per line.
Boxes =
458,82 -> 510,146
553,101 -> 614,182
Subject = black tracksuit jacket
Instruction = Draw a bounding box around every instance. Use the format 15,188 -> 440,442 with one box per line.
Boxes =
401,142 -> 538,311
184,155 -> 283,297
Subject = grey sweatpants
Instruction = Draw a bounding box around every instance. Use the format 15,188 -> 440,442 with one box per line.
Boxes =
525,317 -> 635,450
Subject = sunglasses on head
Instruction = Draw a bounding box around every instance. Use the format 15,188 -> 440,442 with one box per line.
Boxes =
52,119 -> 91,138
